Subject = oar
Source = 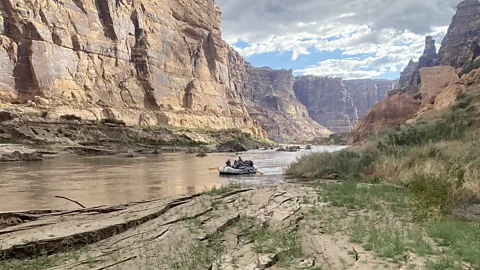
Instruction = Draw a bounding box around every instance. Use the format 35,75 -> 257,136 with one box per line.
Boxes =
257,170 -> 264,175
209,167 -> 219,170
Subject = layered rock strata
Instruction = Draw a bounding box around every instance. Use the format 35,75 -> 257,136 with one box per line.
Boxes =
0,0 -> 335,141
225,49 -> 332,141
438,0 -> 480,69
243,67 -> 332,141
293,76 -> 359,134
343,79 -> 395,120
0,0 -> 268,134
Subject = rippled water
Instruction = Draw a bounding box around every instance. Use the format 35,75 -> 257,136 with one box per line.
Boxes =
0,146 -> 346,211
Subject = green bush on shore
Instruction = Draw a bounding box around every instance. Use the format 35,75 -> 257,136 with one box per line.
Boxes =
286,150 -> 375,179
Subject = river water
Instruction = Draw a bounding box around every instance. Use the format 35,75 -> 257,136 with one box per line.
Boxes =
0,146 -> 346,211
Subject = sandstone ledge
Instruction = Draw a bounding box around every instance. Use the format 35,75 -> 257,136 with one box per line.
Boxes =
0,184 -> 404,270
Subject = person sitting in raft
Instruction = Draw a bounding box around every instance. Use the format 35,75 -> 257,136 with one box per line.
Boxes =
238,156 -> 243,164
226,159 -> 231,167
233,160 -> 238,168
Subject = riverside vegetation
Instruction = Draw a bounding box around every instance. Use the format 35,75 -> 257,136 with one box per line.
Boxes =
286,89 -> 480,269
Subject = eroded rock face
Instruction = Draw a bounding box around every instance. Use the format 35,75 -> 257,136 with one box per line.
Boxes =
0,0 -> 334,142
398,36 -> 439,94
225,50 -> 332,141
419,66 -> 459,107
243,67 -> 332,141
398,59 -> 419,93
344,79 -> 395,121
438,0 -> 480,68
354,94 -> 421,142
0,0 -> 269,137
293,76 -> 359,133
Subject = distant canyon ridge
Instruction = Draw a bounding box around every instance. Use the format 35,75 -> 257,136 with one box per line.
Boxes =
0,0 -> 404,142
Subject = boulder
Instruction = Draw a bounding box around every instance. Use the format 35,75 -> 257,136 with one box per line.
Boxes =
0,111 -> 13,122
216,141 -> 247,152
59,114 -> 82,121
125,151 -> 138,158
419,66 -> 459,107
0,151 -> 43,162
34,96 -> 50,106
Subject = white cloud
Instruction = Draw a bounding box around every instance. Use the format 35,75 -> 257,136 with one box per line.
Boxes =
216,0 -> 461,78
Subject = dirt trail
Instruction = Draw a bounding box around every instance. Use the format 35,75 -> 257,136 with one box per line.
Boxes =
0,185 -> 411,269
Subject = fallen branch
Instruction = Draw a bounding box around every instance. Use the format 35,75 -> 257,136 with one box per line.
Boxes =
54,196 -> 86,209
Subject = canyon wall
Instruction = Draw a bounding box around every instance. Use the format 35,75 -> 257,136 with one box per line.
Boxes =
0,0 -> 266,133
438,0 -> 480,69
344,79 -> 396,120
293,76 -> 359,134
0,0 -> 335,141
293,76 -> 395,133
227,50 -> 331,141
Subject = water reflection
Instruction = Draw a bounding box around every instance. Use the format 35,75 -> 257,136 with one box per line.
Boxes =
0,146 -> 346,211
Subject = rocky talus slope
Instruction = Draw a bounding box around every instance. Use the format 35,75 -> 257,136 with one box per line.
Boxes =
0,0 -> 334,142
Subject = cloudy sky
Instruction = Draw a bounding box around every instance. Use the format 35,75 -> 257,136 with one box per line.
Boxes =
216,0 -> 462,80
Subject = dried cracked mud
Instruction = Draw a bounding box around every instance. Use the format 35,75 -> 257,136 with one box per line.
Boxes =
0,184 -> 416,269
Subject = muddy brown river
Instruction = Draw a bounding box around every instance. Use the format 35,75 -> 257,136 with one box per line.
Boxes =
0,146 -> 345,211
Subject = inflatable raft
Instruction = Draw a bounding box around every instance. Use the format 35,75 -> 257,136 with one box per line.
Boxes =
219,166 -> 257,175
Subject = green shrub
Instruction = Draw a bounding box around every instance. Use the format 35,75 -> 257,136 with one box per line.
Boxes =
408,171 -> 464,221
285,150 -> 376,179
460,59 -> 480,76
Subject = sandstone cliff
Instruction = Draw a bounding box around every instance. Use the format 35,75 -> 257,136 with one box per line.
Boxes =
438,0 -> 480,69
0,0 -> 334,142
344,79 -> 395,120
0,0 -> 269,133
226,51 -> 331,141
293,76 -> 359,134
244,68 -> 332,142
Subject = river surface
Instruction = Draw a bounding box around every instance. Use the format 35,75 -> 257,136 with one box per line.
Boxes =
0,146 -> 346,211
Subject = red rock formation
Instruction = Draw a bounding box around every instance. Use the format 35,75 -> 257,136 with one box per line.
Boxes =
354,94 -> 421,142
419,66 -> 459,107
438,0 -> 480,69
